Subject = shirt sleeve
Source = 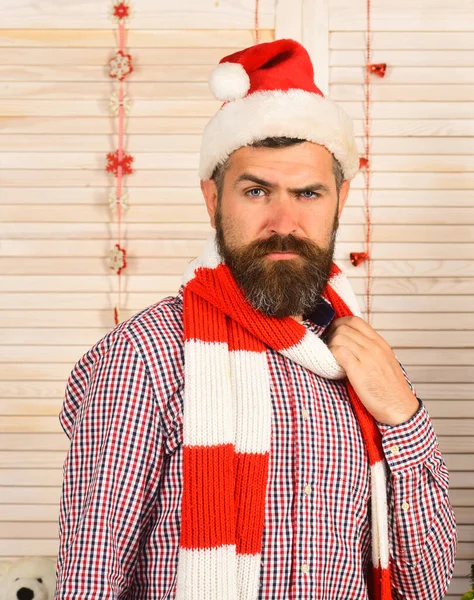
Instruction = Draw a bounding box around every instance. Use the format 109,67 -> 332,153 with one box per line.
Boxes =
376,399 -> 458,599
55,334 -> 164,599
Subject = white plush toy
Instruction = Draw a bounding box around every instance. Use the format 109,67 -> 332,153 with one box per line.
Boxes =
0,557 -> 56,600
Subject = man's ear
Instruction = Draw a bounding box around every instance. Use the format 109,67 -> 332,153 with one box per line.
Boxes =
200,179 -> 218,229
337,180 -> 351,219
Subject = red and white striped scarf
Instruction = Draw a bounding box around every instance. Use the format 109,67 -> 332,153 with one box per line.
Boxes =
176,236 -> 392,600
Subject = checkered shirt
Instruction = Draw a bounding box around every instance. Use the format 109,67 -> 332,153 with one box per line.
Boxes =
56,289 -> 457,599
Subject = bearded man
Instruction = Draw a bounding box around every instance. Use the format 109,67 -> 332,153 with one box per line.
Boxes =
56,39 -> 456,600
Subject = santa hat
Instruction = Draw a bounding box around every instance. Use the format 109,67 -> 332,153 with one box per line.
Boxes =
199,38 -> 359,180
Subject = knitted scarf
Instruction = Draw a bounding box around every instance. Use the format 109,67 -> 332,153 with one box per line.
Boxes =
176,235 -> 392,600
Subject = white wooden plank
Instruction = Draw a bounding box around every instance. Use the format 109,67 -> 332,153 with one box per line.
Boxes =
426,401 -> 474,419
5,151 -> 474,174
0,540 -> 58,557
0,47 -> 244,66
0,99 -> 221,117
372,313 -> 474,330
439,437 -> 474,453
449,489 -> 474,507
3,134 -> 474,156
0,65 -> 211,82
330,50 -> 474,67
1,310 -> 473,332
330,6 -> 474,31
0,416 -> 63,434
330,31 -> 474,50
1,327 -> 473,348
0,381 -> 68,399
0,522 -> 58,539
415,384 -> 474,400
406,366 -> 474,383
445,457 -> 474,472
372,348 -> 474,366
2,188 -> 473,207
0,486 -> 61,504
1,292 -> 473,312
0,469 -> 62,486
3,99 -> 474,120
0,397 -> 64,416
383,330 -> 474,349
331,67 -> 474,85
331,84 -> 474,102
0,28 -> 274,48
0,134 -> 204,152
448,472 -> 474,488
4,169 -> 474,190
1,275 -> 473,297
0,0 -> 275,29
4,116 -> 474,137
0,82 -> 214,101
0,433 -> 67,451
2,204 -> 473,226
0,451 -> 65,469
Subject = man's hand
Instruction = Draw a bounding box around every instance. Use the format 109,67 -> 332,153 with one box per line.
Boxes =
325,316 -> 419,426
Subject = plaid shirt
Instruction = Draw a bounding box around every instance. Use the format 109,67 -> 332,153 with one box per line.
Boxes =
56,289 -> 457,599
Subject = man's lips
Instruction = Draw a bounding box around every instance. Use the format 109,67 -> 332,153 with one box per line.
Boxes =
266,252 -> 300,260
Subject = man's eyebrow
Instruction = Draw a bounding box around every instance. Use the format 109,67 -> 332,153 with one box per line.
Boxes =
234,173 -> 276,188
234,173 -> 331,195
288,182 -> 331,195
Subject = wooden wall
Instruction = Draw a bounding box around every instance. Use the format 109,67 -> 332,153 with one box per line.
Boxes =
0,0 -> 472,597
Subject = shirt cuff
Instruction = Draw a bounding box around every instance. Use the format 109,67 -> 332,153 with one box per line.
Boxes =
376,399 -> 439,472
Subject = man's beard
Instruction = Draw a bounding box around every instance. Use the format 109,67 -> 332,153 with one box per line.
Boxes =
215,208 -> 339,319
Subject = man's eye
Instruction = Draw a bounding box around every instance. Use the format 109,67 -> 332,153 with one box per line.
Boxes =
246,188 -> 265,197
300,191 -> 320,199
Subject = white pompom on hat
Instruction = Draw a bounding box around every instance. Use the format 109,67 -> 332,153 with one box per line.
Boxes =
200,38 -> 360,181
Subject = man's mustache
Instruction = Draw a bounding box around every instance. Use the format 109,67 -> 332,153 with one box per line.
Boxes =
243,234 -> 323,259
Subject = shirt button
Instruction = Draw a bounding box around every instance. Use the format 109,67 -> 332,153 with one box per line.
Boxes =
301,564 -> 309,573
301,408 -> 309,420
389,445 -> 400,455
401,502 -> 409,511
304,485 -> 312,495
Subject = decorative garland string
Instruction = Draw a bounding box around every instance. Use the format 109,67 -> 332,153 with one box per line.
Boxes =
350,0 -> 387,324
254,0 -> 260,44
106,0 -> 134,326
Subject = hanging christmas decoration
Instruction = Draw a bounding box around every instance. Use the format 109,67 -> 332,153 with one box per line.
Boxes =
106,0 -> 134,325
254,0 -> 260,44
350,0 -> 388,323
106,150 -> 134,176
367,63 -> 387,78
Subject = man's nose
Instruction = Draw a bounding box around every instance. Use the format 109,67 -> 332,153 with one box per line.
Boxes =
267,199 -> 299,236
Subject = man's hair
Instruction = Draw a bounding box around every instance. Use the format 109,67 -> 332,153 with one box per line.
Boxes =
210,137 -> 345,200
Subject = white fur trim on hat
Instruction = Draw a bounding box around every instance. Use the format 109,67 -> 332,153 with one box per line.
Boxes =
209,62 -> 251,102
199,89 -> 359,180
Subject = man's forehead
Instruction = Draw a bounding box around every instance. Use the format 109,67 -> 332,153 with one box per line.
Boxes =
228,146 -> 334,187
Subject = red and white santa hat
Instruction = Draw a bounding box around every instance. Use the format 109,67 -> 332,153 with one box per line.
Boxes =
199,38 -> 360,181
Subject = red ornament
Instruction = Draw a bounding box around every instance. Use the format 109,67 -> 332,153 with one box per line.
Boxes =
108,244 -> 127,275
114,2 -> 130,20
109,50 -> 134,81
106,150 -> 134,176
368,63 -> 387,78
114,306 -> 120,325
350,252 -> 369,267
359,157 -> 369,170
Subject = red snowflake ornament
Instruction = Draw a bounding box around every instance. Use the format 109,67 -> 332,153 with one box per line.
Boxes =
359,157 -> 369,170
111,0 -> 131,23
350,252 -> 369,267
106,150 -> 134,176
108,244 -> 127,275
368,63 -> 387,78
109,50 -> 133,81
